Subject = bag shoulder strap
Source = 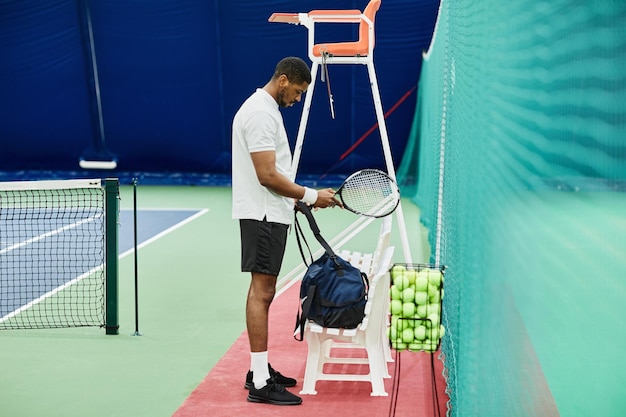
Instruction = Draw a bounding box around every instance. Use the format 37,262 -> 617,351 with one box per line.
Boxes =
295,201 -> 337,258
294,211 -> 314,266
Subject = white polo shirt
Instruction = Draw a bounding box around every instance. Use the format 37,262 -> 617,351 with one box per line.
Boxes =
231,88 -> 294,225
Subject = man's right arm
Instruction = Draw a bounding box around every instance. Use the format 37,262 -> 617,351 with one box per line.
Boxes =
250,151 -> 340,208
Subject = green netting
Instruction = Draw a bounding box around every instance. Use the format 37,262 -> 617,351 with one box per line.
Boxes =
398,1 -> 626,416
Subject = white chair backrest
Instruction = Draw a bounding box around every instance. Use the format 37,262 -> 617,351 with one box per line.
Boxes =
360,246 -> 394,331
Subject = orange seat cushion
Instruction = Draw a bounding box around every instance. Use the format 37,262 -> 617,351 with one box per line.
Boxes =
313,41 -> 369,57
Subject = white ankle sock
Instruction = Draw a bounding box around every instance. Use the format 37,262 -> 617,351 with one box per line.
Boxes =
250,351 -> 270,389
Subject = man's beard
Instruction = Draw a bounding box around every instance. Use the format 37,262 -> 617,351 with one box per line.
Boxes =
277,89 -> 292,108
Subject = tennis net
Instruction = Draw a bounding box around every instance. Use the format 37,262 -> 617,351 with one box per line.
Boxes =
0,178 -> 119,333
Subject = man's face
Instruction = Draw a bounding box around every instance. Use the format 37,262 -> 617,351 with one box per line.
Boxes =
277,75 -> 308,108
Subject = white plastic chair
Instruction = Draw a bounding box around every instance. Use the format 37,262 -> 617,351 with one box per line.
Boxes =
372,217 -> 394,365
371,216 -> 392,278
299,246 -> 395,396
338,250 -> 373,275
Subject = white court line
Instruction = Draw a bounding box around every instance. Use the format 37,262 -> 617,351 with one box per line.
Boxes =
0,264 -> 104,323
0,208 -> 209,323
119,208 -> 209,258
0,214 -> 102,255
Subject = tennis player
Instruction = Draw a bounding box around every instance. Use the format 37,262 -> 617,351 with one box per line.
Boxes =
232,56 -> 341,405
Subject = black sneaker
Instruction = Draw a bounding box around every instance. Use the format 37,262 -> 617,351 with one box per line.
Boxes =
247,379 -> 302,405
244,363 -> 297,390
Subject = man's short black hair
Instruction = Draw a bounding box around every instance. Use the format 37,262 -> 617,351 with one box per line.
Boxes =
273,57 -> 311,85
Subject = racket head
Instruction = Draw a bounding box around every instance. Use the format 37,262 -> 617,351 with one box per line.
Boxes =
336,169 -> 400,218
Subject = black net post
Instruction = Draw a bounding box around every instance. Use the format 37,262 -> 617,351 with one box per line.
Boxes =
104,178 -> 119,335
132,178 -> 142,336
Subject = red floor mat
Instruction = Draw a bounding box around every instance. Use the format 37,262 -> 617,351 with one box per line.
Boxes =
172,282 -> 449,417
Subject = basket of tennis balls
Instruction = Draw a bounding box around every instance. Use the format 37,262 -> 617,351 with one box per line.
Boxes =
388,264 -> 445,353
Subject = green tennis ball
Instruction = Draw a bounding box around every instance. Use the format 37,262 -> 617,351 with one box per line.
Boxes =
390,315 -> 398,329
402,302 -> 416,317
390,299 -> 403,315
408,343 -> 423,352
402,327 -> 414,344
414,290 -> 428,305
427,270 -> 443,286
390,285 -> 402,301
427,283 -> 439,297
414,325 -> 426,341
397,319 -> 409,331
391,264 -> 406,279
427,303 -> 441,315
416,304 -> 428,318
392,315 -> 408,331
388,325 -> 397,341
402,287 -> 415,303
426,313 -> 440,328
423,342 -> 437,353
393,275 -> 409,291
414,274 -> 428,291
404,268 -> 417,285
391,340 -> 407,351
428,326 -> 442,340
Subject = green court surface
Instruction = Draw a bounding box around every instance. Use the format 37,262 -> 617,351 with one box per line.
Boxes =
0,185 -> 426,417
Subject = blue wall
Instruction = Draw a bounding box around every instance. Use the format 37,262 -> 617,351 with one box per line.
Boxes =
0,0 -> 439,184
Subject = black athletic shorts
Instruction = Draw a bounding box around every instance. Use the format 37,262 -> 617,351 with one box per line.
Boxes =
239,218 -> 289,276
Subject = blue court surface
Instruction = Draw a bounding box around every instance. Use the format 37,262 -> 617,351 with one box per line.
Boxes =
0,209 -> 204,320
117,209 -> 206,254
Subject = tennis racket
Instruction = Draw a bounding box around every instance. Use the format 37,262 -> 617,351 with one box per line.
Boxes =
335,169 -> 400,218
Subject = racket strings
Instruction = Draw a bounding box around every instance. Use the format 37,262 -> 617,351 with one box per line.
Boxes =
339,170 -> 399,217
